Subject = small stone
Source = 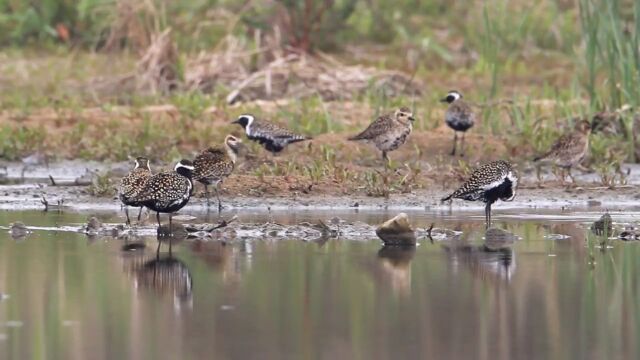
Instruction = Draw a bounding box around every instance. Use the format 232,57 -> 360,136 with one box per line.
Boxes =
85,217 -> 102,232
375,213 -> 416,246
9,222 -> 29,240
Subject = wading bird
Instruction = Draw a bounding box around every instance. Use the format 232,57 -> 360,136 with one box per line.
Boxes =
134,159 -> 195,230
193,135 -> 241,211
118,157 -> 152,225
441,160 -> 518,229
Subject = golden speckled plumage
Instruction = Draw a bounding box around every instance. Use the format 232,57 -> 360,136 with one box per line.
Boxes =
134,159 -> 195,227
442,160 -> 518,228
119,157 -> 152,225
193,135 -> 241,210
233,114 -> 310,153
349,107 -> 415,161
135,172 -> 192,207
534,119 -> 591,169
194,148 -> 234,183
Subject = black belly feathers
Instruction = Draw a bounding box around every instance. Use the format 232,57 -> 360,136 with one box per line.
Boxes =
441,160 -> 518,228
232,114 -> 310,153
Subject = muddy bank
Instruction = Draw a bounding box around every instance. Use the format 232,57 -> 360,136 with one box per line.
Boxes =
1,180 -> 639,212
1,160 -> 639,212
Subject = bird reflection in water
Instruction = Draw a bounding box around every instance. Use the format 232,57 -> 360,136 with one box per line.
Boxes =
156,223 -> 188,256
122,233 -> 193,310
442,227 -> 517,283
374,245 -> 416,297
188,240 -> 245,287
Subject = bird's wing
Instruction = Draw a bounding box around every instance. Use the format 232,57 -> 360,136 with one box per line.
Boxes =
135,173 -> 189,202
119,169 -> 151,198
447,101 -> 476,122
252,121 -> 309,141
534,133 -> 573,161
443,161 -> 510,200
193,148 -> 233,180
349,114 -> 393,140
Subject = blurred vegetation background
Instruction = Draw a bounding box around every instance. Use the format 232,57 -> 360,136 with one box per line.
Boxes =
1,0 -> 638,106
1,0 -> 640,187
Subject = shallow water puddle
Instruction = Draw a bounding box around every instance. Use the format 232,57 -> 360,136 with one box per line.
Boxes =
0,210 -> 639,359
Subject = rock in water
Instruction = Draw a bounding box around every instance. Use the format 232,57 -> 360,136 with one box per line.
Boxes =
376,213 -> 416,246
9,222 -> 29,240
85,217 -> 102,234
591,213 -> 613,236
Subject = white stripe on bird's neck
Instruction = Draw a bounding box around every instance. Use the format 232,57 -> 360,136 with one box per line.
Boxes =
245,116 -> 254,136
225,143 -> 238,164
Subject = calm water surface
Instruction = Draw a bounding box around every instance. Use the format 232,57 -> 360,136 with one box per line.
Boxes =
0,210 -> 639,360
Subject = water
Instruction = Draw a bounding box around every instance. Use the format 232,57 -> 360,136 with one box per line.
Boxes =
0,210 -> 639,359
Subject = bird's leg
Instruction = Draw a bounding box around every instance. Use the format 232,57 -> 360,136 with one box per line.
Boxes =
156,212 -> 161,228
156,241 -> 161,258
169,238 -> 173,256
460,132 -> 466,157
553,166 -> 564,186
568,167 -> 576,186
215,184 -> 223,212
125,206 -> 131,226
451,132 -> 457,156
535,165 -> 544,188
485,202 -> 492,229
169,214 -> 173,235
204,184 -> 210,207
136,207 -> 143,222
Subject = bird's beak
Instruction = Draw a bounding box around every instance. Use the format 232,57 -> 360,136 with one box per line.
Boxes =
440,98 -> 449,103
408,116 -> 416,122
231,119 -> 240,124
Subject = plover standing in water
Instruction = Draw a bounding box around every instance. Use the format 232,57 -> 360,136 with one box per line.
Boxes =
118,157 -> 152,225
193,135 -> 241,211
533,118 -> 591,185
134,159 -> 195,230
441,160 -> 518,229
441,90 -> 476,156
232,114 -> 311,154
348,107 -> 415,163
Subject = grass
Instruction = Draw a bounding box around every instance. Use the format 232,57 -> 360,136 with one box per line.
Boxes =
0,0 -> 638,195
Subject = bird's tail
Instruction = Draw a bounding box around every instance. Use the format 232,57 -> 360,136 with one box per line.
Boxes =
441,193 -> 453,203
289,136 -> 311,143
533,151 -> 550,162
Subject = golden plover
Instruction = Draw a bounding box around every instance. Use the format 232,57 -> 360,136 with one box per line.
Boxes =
441,160 -> 518,228
193,135 -> 241,211
441,90 -> 476,156
134,159 -> 195,229
348,107 -> 415,162
533,118 -> 591,184
118,157 -> 152,225
232,114 -> 311,154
